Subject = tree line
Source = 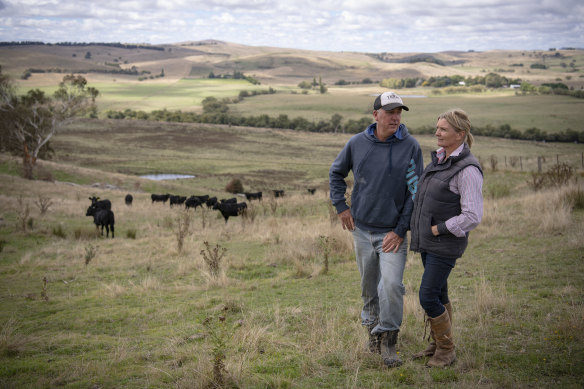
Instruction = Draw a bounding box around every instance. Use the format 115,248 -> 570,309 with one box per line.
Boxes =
21,66 -> 151,80
379,74 -> 583,98
0,41 -> 166,51
105,94 -> 584,143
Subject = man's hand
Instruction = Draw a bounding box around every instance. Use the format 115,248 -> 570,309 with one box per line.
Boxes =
338,209 -> 355,231
382,231 -> 403,253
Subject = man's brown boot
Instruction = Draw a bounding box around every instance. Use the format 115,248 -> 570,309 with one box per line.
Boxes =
366,323 -> 380,354
380,330 -> 402,367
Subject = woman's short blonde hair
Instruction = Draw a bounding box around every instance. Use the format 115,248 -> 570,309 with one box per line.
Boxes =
438,108 -> 474,148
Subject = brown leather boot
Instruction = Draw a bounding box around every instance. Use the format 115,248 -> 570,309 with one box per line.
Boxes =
413,302 -> 452,359
426,309 -> 456,367
380,330 -> 402,367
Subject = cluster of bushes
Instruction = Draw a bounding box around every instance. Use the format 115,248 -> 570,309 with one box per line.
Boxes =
138,69 -> 165,81
298,77 -> 328,94
238,87 -> 275,100
517,82 -> 584,98
380,73 -> 522,89
21,66 -> 148,80
414,123 -> 584,142
208,71 -> 260,85
334,78 -> 375,85
371,53 -> 451,66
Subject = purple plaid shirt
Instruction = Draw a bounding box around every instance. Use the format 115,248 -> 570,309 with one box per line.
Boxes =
436,144 -> 483,238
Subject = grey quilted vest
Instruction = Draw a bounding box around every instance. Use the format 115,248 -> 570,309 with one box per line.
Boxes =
410,144 -> 482,258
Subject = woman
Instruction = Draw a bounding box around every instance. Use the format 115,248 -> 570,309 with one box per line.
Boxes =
409,108 -> 483,367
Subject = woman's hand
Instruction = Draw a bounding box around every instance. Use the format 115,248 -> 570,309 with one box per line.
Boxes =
431,225 -> 439,236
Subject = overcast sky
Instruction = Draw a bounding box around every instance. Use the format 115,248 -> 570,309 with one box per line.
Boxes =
0,0 -> 582,53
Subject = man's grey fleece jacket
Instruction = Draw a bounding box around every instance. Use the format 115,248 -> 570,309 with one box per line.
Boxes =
329,123 -> 424,237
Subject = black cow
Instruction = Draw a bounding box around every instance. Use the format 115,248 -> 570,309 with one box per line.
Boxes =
244,192 -> 262,201
214,202 -> 247,223
185,196 -> 205,209
86,205 -> 115,238
89,196 -> 112,210
273,190 -> 285,198
151,194 -> 170,204
193,195 -> 209,202
169,195 -> 187,207
205,196 -> 218,209
307,188 -> 316,195
220,197 -> 237,204
125,194 -> 133,206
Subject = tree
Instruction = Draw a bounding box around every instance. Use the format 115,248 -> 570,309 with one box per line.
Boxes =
319,77 -> 327,94
202,96 -> 228,114
0,71 -> 99,179
331,114 -> 342,133
298,80 -> 312,89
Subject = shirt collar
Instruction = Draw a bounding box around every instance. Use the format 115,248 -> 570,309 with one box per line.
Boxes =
367,123 -> 404,141
436,143 -> 464,164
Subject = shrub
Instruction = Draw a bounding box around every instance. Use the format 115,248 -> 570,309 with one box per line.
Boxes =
16,196 -> 30,233
545,163 -> 574,187
489,155 -> 498,172
564,186 -> 584,210
126,229 -> 137,239
201,241 -> 226,278
84,244 -> 97,266
34,195 -> 53,216
176,210 -> 192,254
527,172 -> 547,191
225,178 -> 243,194
51,224 -> 66,239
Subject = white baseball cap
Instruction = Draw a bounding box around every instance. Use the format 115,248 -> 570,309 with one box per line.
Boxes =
373,91 -> 409,111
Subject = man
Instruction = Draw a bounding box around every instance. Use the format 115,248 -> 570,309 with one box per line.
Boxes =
329,91 -> 423,367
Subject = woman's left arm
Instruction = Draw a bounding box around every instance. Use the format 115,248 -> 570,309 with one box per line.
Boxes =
440,166 -> 484,237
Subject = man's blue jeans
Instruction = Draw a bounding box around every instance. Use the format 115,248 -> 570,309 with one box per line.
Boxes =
352,226 -> 407,334
419,252 -> 457,318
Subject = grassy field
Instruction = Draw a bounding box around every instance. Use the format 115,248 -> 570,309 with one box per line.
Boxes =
229,86 -> 584,133
15,77 -> 584,134
0,119 -> 583,388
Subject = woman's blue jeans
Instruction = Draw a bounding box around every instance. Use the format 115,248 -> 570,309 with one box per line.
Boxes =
352,226 -> 407,334
419,252 -> 457,318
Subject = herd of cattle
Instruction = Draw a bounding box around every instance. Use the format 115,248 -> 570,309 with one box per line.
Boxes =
85,188 -> 317,238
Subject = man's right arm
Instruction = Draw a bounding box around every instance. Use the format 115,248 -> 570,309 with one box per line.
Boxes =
329,144 -> 351,215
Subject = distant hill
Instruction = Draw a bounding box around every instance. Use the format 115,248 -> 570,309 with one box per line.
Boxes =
0,40 -> 582,89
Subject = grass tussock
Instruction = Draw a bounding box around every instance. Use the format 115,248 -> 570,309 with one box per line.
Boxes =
0,318 -> 26,358
521,184 -> 577,233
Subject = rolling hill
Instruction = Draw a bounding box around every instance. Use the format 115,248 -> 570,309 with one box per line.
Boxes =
1,40 -> 583,89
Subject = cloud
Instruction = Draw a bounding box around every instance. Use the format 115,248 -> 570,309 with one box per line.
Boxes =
0,0 -> 582,51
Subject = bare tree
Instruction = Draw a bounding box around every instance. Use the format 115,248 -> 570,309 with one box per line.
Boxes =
0,70 -> 99,179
